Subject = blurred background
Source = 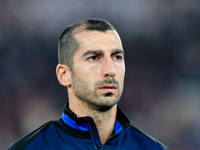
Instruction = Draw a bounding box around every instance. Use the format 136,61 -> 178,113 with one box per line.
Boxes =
1,0 -> 200,149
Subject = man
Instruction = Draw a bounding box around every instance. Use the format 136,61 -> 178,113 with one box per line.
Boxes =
9,18 -> 168,150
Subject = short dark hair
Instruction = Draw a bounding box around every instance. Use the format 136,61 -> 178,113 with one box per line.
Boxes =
58,18 -> 117,70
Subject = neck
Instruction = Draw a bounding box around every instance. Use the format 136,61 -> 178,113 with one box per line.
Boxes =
69,99 -> 117,144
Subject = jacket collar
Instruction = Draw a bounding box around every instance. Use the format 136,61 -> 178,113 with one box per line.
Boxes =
61,103 -> 130,133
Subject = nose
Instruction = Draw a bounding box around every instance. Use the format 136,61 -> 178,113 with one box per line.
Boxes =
102,57 -> 116,78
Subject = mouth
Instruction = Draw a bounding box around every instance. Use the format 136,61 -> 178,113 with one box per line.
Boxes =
98,85 -> 117,92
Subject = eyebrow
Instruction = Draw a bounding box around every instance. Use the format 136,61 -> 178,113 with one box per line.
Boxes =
111,49 -> 124,55
82,50 -> 103,58
82,49 -> 124,58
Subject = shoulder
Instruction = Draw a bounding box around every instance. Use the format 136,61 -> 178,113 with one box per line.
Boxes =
8,121 -> 54,150
126,125 -> 169,150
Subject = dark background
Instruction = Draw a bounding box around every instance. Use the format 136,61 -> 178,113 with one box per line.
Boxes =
1,0 -> 200,149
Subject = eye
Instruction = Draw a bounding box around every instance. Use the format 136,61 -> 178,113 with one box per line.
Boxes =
87,55 -> 98,61
113,55 -> 122,61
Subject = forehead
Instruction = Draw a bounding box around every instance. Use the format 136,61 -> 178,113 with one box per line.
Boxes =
74,30 -> 123,53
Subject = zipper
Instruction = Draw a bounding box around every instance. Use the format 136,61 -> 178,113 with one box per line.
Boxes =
85,117 -> 102,150
101,126 -> 131,150
85,116 -> 131,150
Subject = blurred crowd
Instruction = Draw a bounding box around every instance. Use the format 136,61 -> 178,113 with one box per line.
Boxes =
1,0 -> 200,149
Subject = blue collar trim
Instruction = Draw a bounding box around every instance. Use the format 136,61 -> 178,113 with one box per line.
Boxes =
61,113 -> 123,133
61,113 -> 89,131
114,120 -> 123,134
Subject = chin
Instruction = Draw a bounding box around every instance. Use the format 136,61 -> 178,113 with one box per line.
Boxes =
92,97 -> 118,112
95,104 -> 114,112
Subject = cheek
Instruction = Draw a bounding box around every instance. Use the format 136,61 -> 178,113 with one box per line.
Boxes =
88,69 -> 102,85
84,64 -> 102,76
74,63 -> 90,77
76,65 -> 101,84
116,65 -> 125,77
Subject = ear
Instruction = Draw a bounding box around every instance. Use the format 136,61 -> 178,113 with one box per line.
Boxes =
56,64 -> 72,87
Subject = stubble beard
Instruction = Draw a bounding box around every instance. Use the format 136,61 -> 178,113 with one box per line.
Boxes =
71,70 -> 123,112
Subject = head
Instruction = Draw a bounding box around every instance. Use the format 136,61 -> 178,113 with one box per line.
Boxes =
58,18 -> 117,71
57,18 -> 125,112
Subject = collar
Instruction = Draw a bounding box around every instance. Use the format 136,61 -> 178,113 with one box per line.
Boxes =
61,103 -> 130,134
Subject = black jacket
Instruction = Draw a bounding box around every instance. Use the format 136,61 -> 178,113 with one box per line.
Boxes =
9,103 -> 168,150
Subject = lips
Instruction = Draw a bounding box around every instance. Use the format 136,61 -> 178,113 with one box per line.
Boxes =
98,85 -> 117,92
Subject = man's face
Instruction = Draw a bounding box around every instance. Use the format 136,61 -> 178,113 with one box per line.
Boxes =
71,30 -> 125,112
